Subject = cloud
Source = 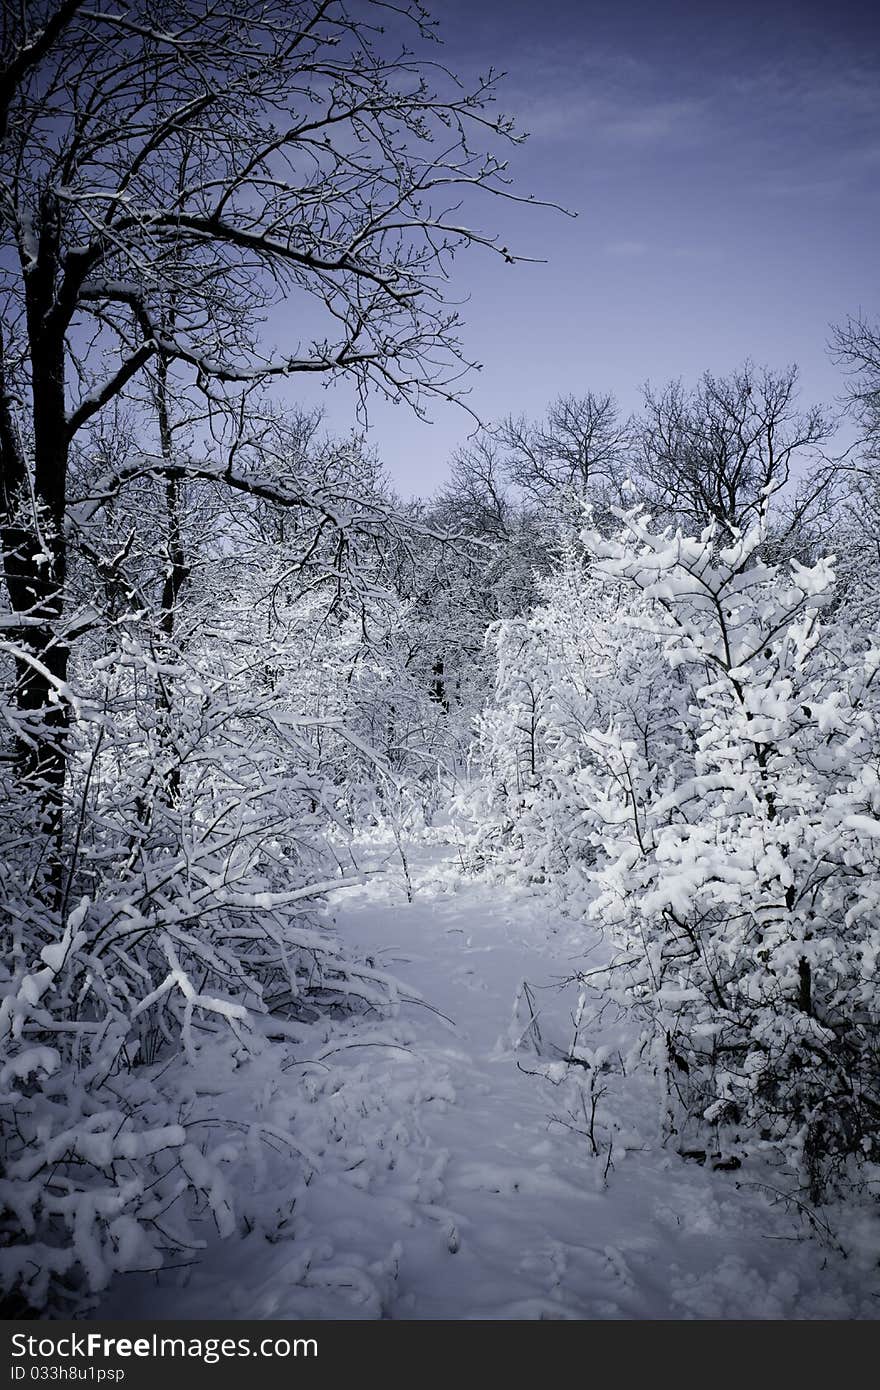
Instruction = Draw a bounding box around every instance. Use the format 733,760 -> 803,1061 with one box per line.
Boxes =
495,41 -> 708,147
669,245 -> 725,265
508,82 -> 707,150
605,239 -> 648,257
602,99 -> 706,145
493,18 -> 880,183
602,241 -> 724,264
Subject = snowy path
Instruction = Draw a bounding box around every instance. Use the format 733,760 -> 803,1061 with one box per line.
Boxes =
101,835 -> 877,1320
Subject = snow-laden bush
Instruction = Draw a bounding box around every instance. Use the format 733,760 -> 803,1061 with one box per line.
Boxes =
0,626 -> 394,1315
469,548 -> 686,895
273,591 -> 478,820
477,511 -> 880,1197
581,513 -> 880,1196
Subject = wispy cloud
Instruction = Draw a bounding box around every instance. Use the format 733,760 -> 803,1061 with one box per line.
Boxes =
669,245 -> 725,265
602,99 -> 705,146
507,74 -> 708,150
602,241 -> 724,265
494,26 -> 880,191
605,239 -> 648,257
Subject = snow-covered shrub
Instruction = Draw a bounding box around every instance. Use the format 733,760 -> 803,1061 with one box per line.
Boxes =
0,622 -> 393,1315
477,508 -> 880,1197
470,547 -> 685,895
294,593 -> 476,816
579,513 -> 880,1195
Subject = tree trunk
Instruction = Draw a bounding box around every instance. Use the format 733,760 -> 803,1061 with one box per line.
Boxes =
155,358 -> 189,805
430,657 -> 447,709
3,189 -> 71,838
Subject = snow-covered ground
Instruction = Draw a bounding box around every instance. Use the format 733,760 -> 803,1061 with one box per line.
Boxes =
100,831 -> 880,1320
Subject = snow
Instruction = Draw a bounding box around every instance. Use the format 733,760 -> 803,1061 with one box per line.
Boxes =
98,828 -> 879,1321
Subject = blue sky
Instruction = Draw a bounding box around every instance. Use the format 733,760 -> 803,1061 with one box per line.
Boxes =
292,0 -> 880,494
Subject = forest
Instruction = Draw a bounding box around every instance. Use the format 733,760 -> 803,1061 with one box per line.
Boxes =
1,0 -> 879,1321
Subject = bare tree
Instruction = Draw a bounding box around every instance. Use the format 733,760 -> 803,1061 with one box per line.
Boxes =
826,312 -> 880,611
437,433 -> 513,541
634,362 -> 833,537
497,392 -> 632,507
831,312 -> 880,462
0,0 -> 547,819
